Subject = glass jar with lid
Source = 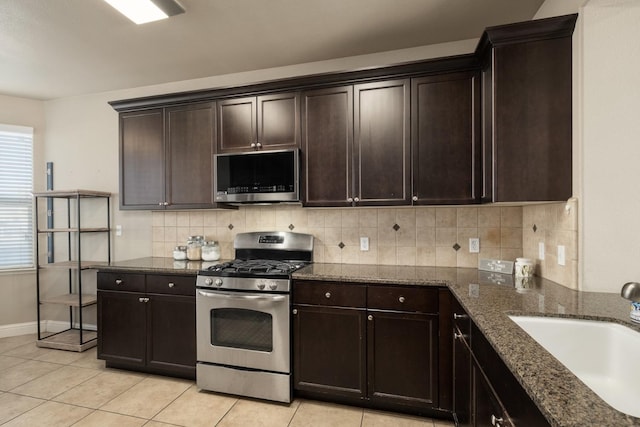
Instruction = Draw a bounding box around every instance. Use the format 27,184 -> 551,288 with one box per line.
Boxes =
172,245 -> 187,260
201,240 -> 220,261
186,235 -> 204,261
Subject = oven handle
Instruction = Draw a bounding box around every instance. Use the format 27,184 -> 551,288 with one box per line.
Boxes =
197,290 -> 287,302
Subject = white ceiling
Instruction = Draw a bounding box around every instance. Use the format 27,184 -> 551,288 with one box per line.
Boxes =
0,0 -> 544,100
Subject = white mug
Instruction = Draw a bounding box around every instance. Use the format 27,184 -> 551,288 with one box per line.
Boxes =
515,258 -> 534,277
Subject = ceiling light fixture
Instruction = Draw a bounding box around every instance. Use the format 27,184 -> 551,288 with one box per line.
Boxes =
104,0 -> 185,25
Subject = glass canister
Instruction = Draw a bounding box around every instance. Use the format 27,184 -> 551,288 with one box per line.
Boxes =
172,245 -> 187,260
201,240 -> 221,261
186,235 -> 204,261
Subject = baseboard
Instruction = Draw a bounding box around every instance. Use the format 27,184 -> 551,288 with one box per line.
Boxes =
0,320 -> 97,339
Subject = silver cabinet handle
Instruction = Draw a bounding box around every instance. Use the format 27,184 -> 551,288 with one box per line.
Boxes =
168,282 -> 175,288
354,197 -> 360,202
347,197 -> 353,202
115,279 -> 123,285
139,297 -> 149,303
292,309 -> 298,315
325,292 -> 331,299
158,202 -> 163,206
198,290 -> 285,302
412,195 -> 418,201
163,201 -> 169,206
454,332 -> 463,340
454,313 -> 468,319
491,415 -> 504,426
368,315 -> 373,321
256,142 -> 262,148
398,296 -> 405,303
250,142 -> 256,148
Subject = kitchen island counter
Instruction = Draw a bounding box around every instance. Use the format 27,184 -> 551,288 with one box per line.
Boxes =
294,263 -> 640,427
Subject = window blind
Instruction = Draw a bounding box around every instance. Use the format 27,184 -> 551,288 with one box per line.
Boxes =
0,124 -> 34,270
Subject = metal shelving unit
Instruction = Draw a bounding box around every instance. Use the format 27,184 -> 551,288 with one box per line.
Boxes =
34,190 -> 111,352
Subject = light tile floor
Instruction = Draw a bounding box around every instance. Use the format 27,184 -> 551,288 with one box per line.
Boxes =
0,334 -> 455,427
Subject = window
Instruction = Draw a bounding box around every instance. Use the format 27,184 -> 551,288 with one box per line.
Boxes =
0,124 -> 34,270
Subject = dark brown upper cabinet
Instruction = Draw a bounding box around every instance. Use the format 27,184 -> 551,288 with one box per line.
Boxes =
412,71 -> 481,205
217,92 -> 300,153
354,79 -> 411,206
119,102 -> 216,210
301,86 -> 353,207
480,14 -> 577,202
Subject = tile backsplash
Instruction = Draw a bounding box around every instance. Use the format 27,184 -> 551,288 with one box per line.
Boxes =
523,199 -> 579,290
152,205 -> 524,268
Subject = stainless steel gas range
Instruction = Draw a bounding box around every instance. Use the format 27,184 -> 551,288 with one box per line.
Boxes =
195,231 -> 313,403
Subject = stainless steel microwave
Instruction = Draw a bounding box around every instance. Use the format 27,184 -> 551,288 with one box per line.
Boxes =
214,149 -> 300,203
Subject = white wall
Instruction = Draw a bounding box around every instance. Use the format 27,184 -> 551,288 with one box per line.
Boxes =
579,0 -> 640,292
0,95 -> 45,329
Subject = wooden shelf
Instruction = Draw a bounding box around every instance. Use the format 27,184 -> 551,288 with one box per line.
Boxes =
37,329 -> 97,352
38,227 -> 110,233
40,293 -> 97,307
32,189 -> 111,198
39,261 -> 108,270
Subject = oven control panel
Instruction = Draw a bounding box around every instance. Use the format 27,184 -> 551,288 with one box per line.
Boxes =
196,275 -> 290,292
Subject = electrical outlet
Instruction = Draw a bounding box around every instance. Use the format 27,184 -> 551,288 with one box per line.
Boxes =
360,237 -> 369,251
469,238 -> 480,253
557,245 -> 566,266
539,242 -> 545,260
116,225 -> 122,237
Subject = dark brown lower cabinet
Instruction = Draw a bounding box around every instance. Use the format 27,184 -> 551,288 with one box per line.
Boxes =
367,310 -> 437,409
293,280 -> 445,417
97,272 -> 196,379
293,305 -> 366,400
452,294 -> 550,427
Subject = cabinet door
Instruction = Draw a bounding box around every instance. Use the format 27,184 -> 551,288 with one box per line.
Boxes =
120,109 -> 165,209
97,290 -> 146,366
301,86 -> 353,207
354,80 -> 411,206
258,92 -> 300,150
293,305 -> 366,400
412,72 -> 480,205
492,37 -> 572,202
166,103 -> 216,209
147,293 -> 196,378
367,310 -> 438,408
217,96 -> 256,152
474,364 -> 513,427
453,327 -> 473,427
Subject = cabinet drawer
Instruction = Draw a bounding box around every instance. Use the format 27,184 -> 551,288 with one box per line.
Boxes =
98,272 -> 145,292
147,274 -> 195,296
367,286 -> 438,313
294,280 -> 366,308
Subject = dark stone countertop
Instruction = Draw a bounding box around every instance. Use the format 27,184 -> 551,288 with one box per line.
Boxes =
294,263 -> 640,427
98,258 -> 640,426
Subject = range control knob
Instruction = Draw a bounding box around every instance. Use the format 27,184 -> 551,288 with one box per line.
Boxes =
204,278 -> 213,286
214,278 -> 223,287
269,283 -> 278,290
257,282 -> 266,290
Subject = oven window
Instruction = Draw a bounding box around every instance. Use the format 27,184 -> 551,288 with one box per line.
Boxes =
211,308 -> 273,352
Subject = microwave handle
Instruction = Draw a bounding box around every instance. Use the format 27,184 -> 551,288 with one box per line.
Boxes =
198,290 -> 286,302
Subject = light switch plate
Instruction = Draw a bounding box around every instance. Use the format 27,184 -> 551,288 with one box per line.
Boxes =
469,238 -> 480,253
558,245 -> 566,266
539,242 -> 545,260
115,225 -> 122,237
360,237 -> 369,251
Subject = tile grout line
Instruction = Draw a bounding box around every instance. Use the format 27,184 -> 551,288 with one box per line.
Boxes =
214,395 -> 241,426
148,379 -> 196,424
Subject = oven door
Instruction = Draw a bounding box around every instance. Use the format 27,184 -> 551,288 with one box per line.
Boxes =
196,289 -> 290,373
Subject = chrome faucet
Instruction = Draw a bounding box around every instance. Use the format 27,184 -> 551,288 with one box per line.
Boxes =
622,282 -> 640,324
621,282 -> 640,302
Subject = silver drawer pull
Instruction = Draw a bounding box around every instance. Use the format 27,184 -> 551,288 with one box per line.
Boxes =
454,313 -> 468,320
292,309 -> 298,315
139,297 -> 149,303
115,279 -> 122,285
325,292 -> 331,299
368,315 -> 373,321
168,282 -> 175,288
398,296 -> 405,303
454,332 -> 463,340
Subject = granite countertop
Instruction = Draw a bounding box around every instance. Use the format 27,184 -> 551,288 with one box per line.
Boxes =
295,263 -> 640,427
99,258 -> 640,426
